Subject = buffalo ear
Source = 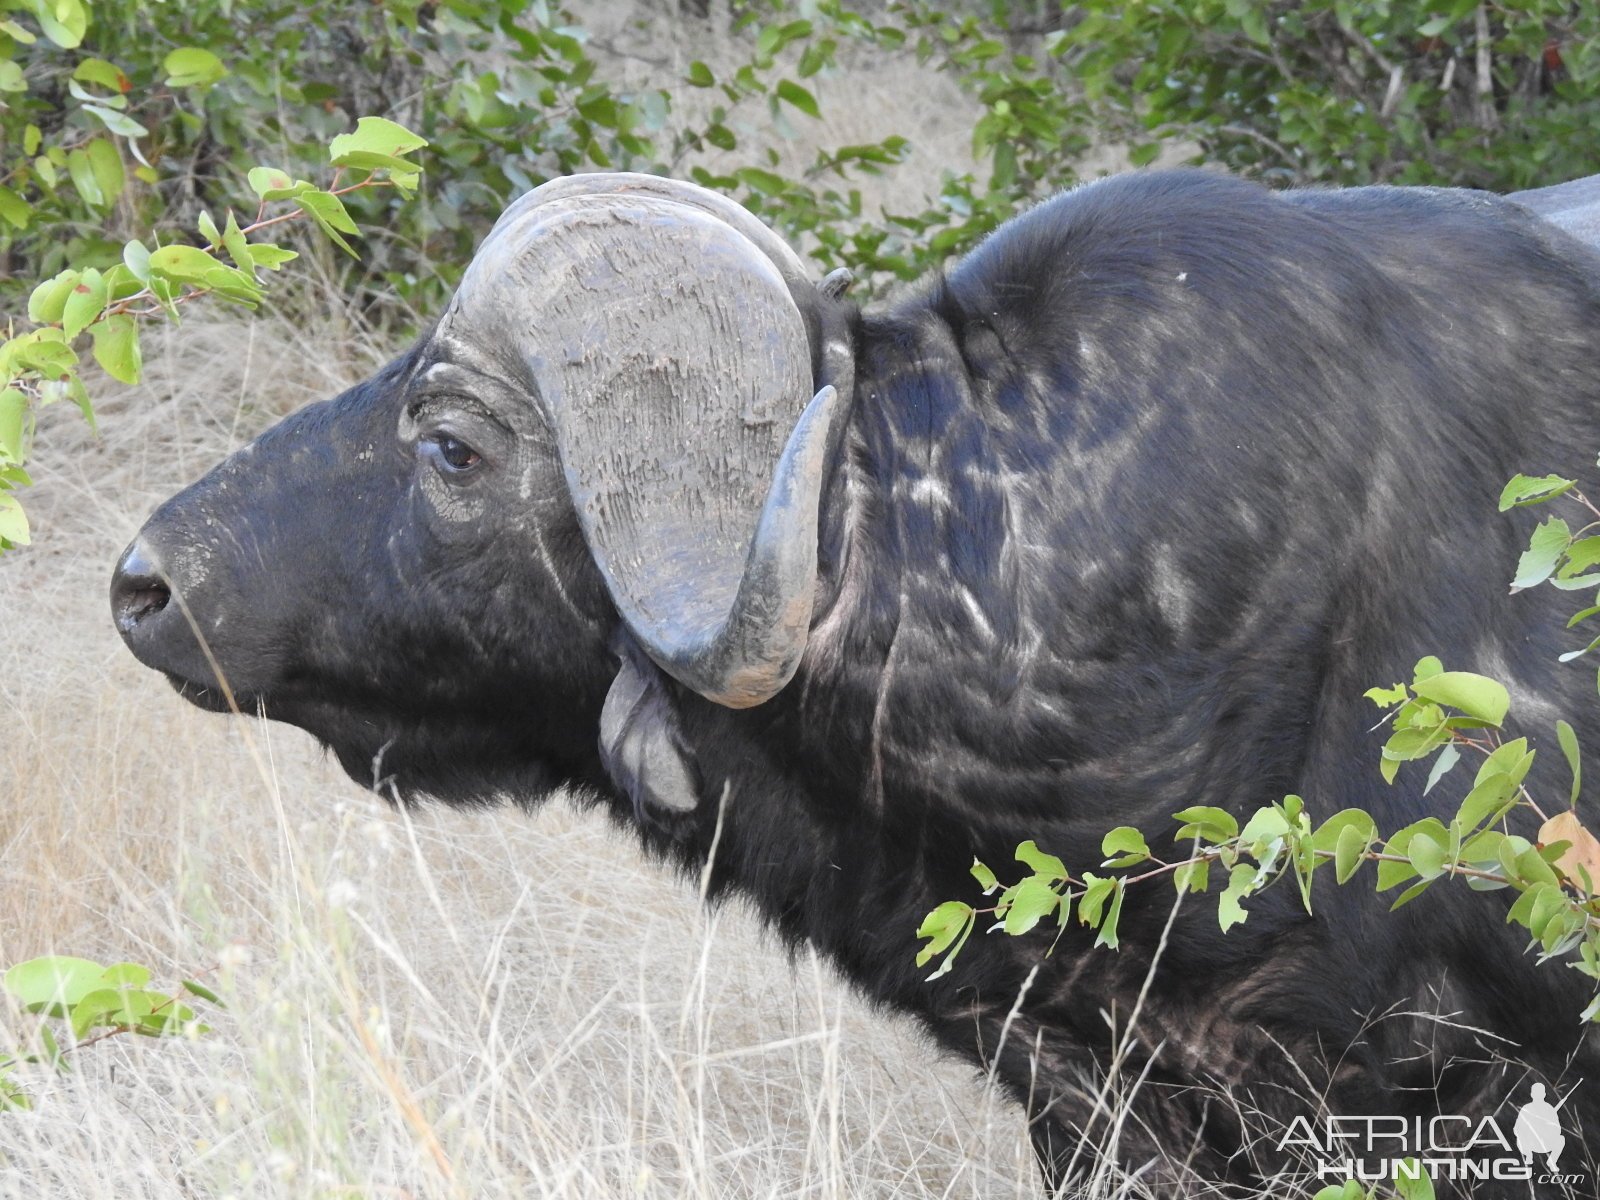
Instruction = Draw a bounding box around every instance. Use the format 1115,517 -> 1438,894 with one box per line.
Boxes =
599,636 -> 700,818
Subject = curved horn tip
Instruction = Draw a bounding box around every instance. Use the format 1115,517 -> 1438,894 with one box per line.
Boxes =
658,384 -> 843,710
820,267 -> 855,299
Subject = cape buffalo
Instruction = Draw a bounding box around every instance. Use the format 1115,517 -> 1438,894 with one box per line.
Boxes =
112,169 -> 1600,1195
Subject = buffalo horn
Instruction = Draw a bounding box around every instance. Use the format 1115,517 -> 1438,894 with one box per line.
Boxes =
457,176 -> 843,707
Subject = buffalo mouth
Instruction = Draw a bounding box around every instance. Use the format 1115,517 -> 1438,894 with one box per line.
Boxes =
156,673 -> 414,794
162,673 -> 260,715
155,668 -> 578,805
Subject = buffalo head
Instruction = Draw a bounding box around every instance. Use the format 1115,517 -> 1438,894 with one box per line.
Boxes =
111,173 -> 855,804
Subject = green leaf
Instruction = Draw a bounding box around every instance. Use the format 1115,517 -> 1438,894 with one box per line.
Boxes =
1239,806 -> 1290,847
70,987 -> 127,1038
65,148 -> 105,209
1174,858 -> 1210,893
0,389 -> 26,464
1127,142 -> 1162,168
1173,806 -> 1238,843
0,60 -> 24,93
1407,832 -> 1447,880
181,980 -> 223,1006
1507,880 -> 1555,928
0,493 -> 30,547
28,270 -> 80,324
247,167 -> 307,201
1218,864 -> 1255,932
72,58 -> 127,92
1335,822 -> 1368,884
147,243 -> 226,285
1559,720 -> 1582,805
1364,682 -> 1408,707
122,239 -> 151,283
1388,878 -> 1434,910
326,148 -> 422,183
1312,809 -> 1377,852
1560,632 -> 1600,664
294,190 -> 360,256
81,104 -> 147,138
90,315 -> 141,384
1004,875 -> 1061,935
246,243 -> 298,271
970,858 -> 998,894
1100,826 -> 1149,866
4,956 -> 104,1013
85,138 -> 124,208
915,900 -> 972,966
687,60 -> 715,87
798,41 -> 831,78
1238,6 -> 1269,44
776,79 -> 821,118
1077,874 -> 1115,928
1412,656 -> 1444,683
1015,840 -> 1067,880
37,1024 -> 60,1068
1093,880 -> 1125,949
1423,742 -> 1461,795
62,268 -> 107,340
33,0 -> 87,48
163,47 -> 226,88
1382,725 -> 1449,762
0,185 -> 29,230
1475,738 -> 1532,787
214,214 -> 251,276
1409,671 -> 1509,726
1506,844 -> 1559,890
328,117 -> 426,166
920,903 -> 974,980
1498,473 -> 1575,511
1377,839 -> 1419,891
1512,517 -> 1572,591
1454,772 -> 1521,831
97,962 -> 152,988
736,167 -> 788,195
1553,536 -> 1600,589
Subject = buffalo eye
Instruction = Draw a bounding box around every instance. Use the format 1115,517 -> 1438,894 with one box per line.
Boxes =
421,433 -> 483,474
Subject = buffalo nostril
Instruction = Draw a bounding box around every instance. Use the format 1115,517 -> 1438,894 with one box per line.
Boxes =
111,541 -> 174,634
117,582 -> 171,631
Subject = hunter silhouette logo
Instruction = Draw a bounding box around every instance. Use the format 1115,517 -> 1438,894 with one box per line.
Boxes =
1514,1083 -> 1566,1172
1279,1083 -> 1587,1187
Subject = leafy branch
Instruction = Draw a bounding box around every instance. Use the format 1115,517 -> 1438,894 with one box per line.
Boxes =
919,656 -> 1600,1016
0,116 -> 427,550
0,955 -> 225,1111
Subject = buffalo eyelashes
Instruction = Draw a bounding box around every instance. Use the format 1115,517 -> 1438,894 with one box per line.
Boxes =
420,433 -> 483,475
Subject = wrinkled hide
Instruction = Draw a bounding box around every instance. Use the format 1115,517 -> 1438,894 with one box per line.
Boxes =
114,171 -> 1600,1196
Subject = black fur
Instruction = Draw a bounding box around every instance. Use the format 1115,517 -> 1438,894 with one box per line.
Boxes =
116,171 -> 1600,1196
